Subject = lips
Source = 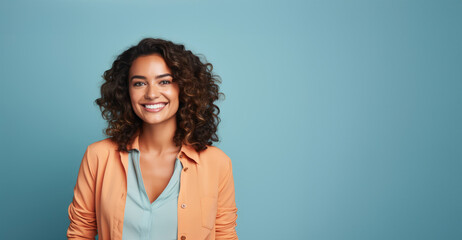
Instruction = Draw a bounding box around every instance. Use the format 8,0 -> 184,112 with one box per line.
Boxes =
142,103 -> 167,112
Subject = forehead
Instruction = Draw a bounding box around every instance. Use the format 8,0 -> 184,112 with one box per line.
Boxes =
129,54 -> 171,76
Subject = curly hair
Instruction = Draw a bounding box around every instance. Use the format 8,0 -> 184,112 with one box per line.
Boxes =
95,38 -> 223,152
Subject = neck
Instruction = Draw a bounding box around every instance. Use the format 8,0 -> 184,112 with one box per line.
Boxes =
138,117 -> 179,154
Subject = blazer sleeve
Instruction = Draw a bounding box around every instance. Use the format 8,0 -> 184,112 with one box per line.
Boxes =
215,155 -> 238,239
67,146 -> 98,239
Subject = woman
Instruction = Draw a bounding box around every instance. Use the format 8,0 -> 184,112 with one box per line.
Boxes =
67,38 -> 238,240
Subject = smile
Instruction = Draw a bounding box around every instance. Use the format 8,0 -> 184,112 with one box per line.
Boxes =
142,103 -> 167,112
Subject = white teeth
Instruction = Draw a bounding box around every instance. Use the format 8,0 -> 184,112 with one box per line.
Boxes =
145,103 -> 166,109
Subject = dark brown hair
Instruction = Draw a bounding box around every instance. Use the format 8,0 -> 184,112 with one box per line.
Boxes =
95,38 -> 223,152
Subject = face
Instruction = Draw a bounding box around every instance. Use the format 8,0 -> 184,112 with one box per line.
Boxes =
128,54 -> 180,126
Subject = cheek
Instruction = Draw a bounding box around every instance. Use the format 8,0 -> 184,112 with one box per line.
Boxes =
171,85 -> 180,103
128,93 -> 135,106
165,88 -> 180,103
129,91 -> 141,110
166,90 -> 180,111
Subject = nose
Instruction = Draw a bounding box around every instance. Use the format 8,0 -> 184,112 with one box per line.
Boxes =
145,84 -> 160,99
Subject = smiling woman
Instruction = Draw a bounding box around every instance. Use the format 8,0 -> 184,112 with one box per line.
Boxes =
67,38 -> 238,240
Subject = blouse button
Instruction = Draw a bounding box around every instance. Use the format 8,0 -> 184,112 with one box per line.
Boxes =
181,236 -> 186,240
183,167 -> 188,172
181,203 -> 187,209
179,154 -> 183,158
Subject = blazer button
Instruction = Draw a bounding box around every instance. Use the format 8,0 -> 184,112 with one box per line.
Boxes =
181,203 -> 187,208
181,235 -> 186,240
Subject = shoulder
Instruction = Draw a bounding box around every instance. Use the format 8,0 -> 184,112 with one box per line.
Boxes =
84,138 -> 119,159
87,137 -> 117,150
198,145 -> 233,171
80,138 -> 120,173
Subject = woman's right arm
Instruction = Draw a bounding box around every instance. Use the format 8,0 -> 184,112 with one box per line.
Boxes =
67,146 -> 98,239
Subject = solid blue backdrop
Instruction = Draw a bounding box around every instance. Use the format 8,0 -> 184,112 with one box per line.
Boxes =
0,0 -> 461,239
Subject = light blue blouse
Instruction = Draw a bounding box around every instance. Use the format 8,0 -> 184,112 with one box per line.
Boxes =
122,149 -> 183,240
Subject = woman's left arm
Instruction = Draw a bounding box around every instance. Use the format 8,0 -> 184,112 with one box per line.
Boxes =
215,155 -> 238,239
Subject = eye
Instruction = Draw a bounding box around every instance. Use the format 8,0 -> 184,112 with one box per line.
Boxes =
160,80 -> 171,85
133,82 -> 145,87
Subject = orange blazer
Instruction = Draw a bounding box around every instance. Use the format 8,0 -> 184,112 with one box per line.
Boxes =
67,132 -> 238,240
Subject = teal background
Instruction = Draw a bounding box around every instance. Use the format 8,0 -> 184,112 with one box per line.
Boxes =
1,0 -> 461,239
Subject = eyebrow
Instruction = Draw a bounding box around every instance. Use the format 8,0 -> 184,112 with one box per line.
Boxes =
129,73 -> 173,82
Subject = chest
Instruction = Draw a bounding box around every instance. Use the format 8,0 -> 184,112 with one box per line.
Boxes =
139,153 -> 178,203
95,150 -> 222,239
